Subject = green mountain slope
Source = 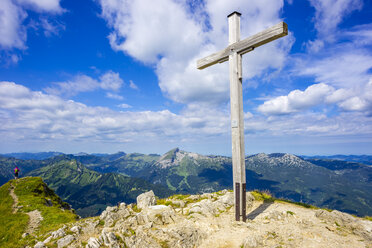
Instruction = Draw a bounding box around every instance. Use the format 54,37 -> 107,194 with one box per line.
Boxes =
26,158 -> 173,217
1,150 -> 371,218
0,177 -> 77,248
0,156 -> 47,185
76,149 -> 372,217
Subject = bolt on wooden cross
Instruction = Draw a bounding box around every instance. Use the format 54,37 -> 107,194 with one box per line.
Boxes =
197,11 -> 288,221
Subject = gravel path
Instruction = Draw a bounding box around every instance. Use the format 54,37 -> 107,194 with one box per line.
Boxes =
9,182 -> 19,214
25,210 -> 43,234
9,181 -> 43,234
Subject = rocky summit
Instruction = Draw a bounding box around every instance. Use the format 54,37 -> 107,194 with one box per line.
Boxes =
32,190 -> 371,248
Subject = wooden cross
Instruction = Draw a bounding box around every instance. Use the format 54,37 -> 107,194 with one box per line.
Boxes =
197,11 -> 288,221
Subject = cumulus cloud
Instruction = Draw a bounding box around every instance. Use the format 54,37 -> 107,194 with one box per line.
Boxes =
106,93 -> 124,100
129,80 -> 139,90
0,82 -> 230,145
118,103 -> 132,109
15,0 -> 64,13
99,71 -> 123,91
45,71 -> 124,97
258,78 -> 372,115
40,17 -> 65,37
98,0 -> 292,106
258,83 -> 334,115
306,0 -> 362,51
297,50 -> 372,88
0,0 -> 64,59
0,0 -> 27,50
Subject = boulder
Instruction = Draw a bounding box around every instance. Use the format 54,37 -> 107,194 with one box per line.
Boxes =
70,225 -> 81,233
100,229 -> 118,246
189,199 -> 219,216
137,190 -> 156,209
34,242 -> 46,248
217,192 -> 234,206
242,235 -> 262,248
137,205 -> 176,225
57,234 -> 74,248
86,237 -> 101,248
315,209 -> 372,241
100,206 -> 123,227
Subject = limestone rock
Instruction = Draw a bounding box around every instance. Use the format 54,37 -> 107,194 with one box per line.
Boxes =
57,234 -> 74,248
50,226 -> 66,239
189,199 -> 220,216
315,209 -> 372,241
137,190 -> 156,209
70,225 -> 81,233
36,190 -> 371,248
242,235 -> 262,248
34,241 -> 46,248
100,206 -> 123,227
100,229 -> 119,247
137,205 -> 176,225
86,237 -> 101,248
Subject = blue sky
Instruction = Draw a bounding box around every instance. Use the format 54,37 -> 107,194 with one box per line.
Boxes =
0,0 -> 371,156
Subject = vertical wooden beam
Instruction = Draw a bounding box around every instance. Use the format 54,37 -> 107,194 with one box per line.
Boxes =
228,11 -> 246,221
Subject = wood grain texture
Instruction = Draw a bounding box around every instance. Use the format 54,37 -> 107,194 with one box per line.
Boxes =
197,22 -> 288,70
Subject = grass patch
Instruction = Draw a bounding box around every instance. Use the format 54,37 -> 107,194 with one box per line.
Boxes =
132,204 -> 141,213
13,177 -> 78,235
251,190 -> 275,202
0,181 -> 30,248
364,216 -> 372,221
159,240 -> 169,248
251,190 -> 324,210
169,194 -> 190,201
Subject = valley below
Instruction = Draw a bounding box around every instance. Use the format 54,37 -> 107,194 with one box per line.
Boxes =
1,148 -> 371,218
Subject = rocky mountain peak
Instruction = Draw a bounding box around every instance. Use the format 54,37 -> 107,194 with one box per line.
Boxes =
31,190 -> 372,248
156,148 -> 203,168
247,152 -> 314,169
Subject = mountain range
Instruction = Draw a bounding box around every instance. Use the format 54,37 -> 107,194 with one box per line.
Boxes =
1,149 -> 371,217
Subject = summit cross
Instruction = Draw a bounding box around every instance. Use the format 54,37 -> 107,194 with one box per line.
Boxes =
196,12 -> 288,221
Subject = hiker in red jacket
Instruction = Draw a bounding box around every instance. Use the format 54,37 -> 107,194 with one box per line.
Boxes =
14,166 -> 20,180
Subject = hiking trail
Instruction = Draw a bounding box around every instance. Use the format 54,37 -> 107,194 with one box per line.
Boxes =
9,181 -> 43,234
9,182 -> 19,214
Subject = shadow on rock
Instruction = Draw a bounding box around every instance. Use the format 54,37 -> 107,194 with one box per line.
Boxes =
246,200 -> 274,220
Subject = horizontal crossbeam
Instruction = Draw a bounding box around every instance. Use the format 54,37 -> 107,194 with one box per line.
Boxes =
197,22 -> 288,70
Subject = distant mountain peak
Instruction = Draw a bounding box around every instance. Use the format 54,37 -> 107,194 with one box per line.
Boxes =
156,148 -> 203,168
247,153 -> 313,169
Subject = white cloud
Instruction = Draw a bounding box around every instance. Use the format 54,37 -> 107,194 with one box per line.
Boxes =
258,83 -> 334,115
0,82 -> 229,144
40,17 -> 65,37
45,74 -> 100,96
258,77 -> 372,115
297,51 -> 372,88
0,0 -> 64,56
307,0 -> 363,50
1,81 -> 371,154
45,71 -> 124,97
106,93 -> 124,100
99,71 -> 123,91
15,0 -> 64,13
118,103 -> 132,109
98,0 -> 292,106
0,0 -> 27,50
129,80 -> 139,90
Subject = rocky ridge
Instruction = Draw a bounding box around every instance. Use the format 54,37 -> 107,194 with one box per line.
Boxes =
32,190 -> 372,248
246,153 -> 315,169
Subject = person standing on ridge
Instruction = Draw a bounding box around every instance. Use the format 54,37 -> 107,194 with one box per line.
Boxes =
14,166 -> 20,180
